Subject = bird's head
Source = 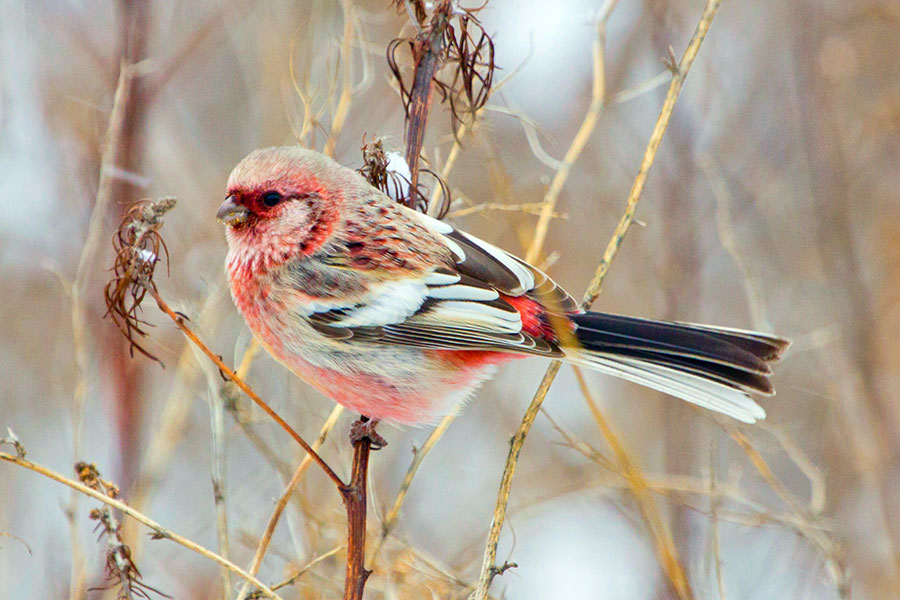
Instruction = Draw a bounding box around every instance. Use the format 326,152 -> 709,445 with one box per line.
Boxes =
218,146 -> 351,257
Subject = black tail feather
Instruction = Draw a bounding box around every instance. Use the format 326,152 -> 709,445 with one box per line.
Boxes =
571,312 -> 789,396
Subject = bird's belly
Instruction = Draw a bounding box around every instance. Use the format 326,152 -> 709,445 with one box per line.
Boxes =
245,307 -> 510,424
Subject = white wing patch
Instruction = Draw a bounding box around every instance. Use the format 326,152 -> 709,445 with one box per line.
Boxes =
427,284 -> 500,301
308,268 -> 523,334
422,300 -> 522,334
326,279 -> 429,328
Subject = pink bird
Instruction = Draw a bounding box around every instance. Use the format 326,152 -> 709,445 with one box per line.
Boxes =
218,147 -> 790,434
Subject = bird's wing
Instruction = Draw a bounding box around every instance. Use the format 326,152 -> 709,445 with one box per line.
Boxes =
405,210 -> 578,313
298,209 -> 573,356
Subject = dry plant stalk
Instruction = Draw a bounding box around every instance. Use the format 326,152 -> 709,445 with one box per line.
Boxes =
573,368 -> 693,599
472,0 -> 723,597
76,462 -> 170,600
389,0 -> 495,210
0,450 -> 281,599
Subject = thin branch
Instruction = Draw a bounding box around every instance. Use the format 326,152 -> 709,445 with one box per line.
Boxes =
0,453 -> 281,600
708,444 -> 726,600
270,546 -> 344,591
148,290 -> 345,490
324,0 -> 357,158
68,61 -> 138,600
236,405 -> 344,600
525,9 -> 612,263
472,1 -> 723,596
575,368 -> 694,600
581,0 -> 722,306
342,420 -> 374,600
375,414 -> 457,555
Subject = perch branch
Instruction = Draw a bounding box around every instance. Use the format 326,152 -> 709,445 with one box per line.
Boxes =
148,289 -> 345,490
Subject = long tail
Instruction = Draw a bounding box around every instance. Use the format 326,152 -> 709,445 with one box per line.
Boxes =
567,312 -> 791,423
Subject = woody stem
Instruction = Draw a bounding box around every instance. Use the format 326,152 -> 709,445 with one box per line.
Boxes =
342,416 -> 374,600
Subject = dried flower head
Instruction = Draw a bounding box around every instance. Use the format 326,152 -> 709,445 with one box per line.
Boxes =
388,0 -> 495,130
78,462 -> 170,600
104,198 -> 177,364
357,137 -> 451,216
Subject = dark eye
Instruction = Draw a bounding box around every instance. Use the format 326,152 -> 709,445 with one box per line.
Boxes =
261,191 -> 283,207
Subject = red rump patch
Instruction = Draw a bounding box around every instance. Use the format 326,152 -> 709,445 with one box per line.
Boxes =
501,294 -> 559,342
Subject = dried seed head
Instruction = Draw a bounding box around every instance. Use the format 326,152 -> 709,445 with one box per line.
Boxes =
388,0 -> 496,131
357,137 -> 451,216
103,198 -> 177,365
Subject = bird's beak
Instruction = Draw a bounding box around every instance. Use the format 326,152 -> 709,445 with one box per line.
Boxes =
216,195 -> 249,226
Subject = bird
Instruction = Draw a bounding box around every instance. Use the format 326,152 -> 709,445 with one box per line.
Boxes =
218,146 -> 790,436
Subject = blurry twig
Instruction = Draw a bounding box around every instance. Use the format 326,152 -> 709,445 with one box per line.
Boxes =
574,368 -> 694,600
525,7 -> 614,263
236,405 -> 344,600
374,414 -> 457,556
699,155 -> 772,330
708,444 -> 726,599
324,0 -> 357,158
473,1 -> 723,596
727,425 -> 850,597
199,359 -> 232,596
447,200 -> 566,219
270,546 -> 344,591
0,452 -> 281,600
67,62 -> 140,600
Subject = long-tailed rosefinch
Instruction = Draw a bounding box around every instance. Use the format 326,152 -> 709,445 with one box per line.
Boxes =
218,147 -> 790,426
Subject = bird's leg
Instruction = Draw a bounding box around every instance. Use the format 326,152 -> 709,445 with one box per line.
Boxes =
349,416 -> 387,450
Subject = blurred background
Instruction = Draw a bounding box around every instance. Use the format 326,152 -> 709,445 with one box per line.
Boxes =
2,0 -> 899,598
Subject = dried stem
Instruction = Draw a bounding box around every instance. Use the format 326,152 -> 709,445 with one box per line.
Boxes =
236,405 -> 344,600
525,8 -> 612,264
148,289 -> 346,490
472,1 -> 723,596
0,452 -> 281,600
341,419 -> 374,600
324,0 -> 357,158
68,61 -> 139,600
391,0 -> 495,210
574,367 -> 693,600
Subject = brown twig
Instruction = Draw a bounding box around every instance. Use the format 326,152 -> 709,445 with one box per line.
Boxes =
0,452 -> 281,600
342,418 -> 374,600
574,367 -> 694,600
472,1 -> 723,596
148,289 -> 346,490
389,0 -> 495,210
525,5 -> 615,263
236,405 -> 344,600
68,61 -> 141,600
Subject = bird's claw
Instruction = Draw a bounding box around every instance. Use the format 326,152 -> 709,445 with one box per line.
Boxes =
349,418 -> 387,450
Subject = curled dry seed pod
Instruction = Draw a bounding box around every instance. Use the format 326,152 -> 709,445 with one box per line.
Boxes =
387,0 -> 494,211
103,198 -> 177,364
388,0 -> 495,130
357,137 -> 451,216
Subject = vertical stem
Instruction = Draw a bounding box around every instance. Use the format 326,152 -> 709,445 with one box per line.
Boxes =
342,424 -> 372,600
